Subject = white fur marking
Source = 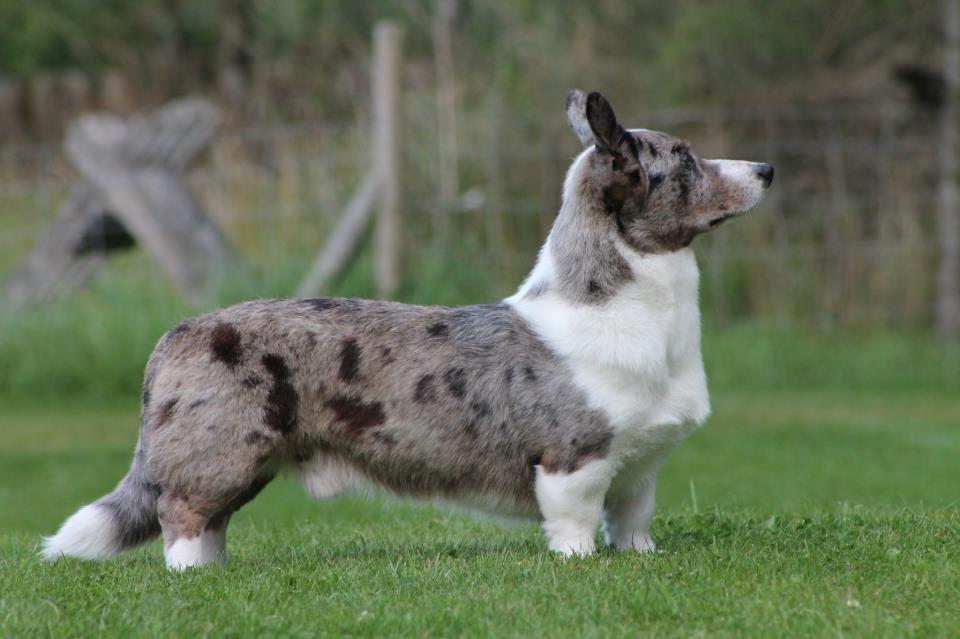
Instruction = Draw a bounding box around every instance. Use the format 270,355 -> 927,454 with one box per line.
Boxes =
165,527 -> 226,571
535,460 -> 615,557
711,159 -> 767,207
298,455 -> 369,500
509,246 -> 710,435
41,503 -> 120,561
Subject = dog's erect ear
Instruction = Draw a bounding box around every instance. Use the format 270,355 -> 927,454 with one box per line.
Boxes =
565,90 -> 595,147
565,90 -> 639,163
585,92 -> 639,162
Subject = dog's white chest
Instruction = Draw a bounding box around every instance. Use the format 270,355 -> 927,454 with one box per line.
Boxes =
508,246 -> 710,445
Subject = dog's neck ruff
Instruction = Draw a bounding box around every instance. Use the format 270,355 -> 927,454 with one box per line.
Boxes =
506,205 -> 710,438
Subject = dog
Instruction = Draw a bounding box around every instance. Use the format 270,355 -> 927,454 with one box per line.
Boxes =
42,90 -> 773,570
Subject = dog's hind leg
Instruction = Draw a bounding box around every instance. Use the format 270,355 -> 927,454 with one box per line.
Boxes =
158,472 -> 274,571
535,460 -> 615,557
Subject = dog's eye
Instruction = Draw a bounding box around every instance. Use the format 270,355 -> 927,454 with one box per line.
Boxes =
680,150 -> 701,175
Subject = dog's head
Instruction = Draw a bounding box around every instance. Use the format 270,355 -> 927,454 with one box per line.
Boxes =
564,90 -> 773,253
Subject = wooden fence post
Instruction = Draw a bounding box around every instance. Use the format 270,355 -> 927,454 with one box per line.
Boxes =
373,22 -> 402,298
298,21 -> 402,299
937,0 -> 960,342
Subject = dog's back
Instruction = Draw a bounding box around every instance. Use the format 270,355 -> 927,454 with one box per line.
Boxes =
43,90 -> 773,568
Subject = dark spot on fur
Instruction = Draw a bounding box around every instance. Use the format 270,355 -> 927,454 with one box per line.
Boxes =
380,346 -> 394,363
325,395 -> 386,436
154,398 -> 178,429
245,431 -> 271,445
306,332 -> 318,348
338,338 -> 361,383
647,143 -> 659,157
414,374 -> 437,403
602,183 -> 630,215
523,366 -> 538,381
261,353 -> 298,434
444,367 -> 467,399
470,400 -> 491,418
188,399 -> 208,410
587,279 -> 601,296
572,432 -> 613,465
504,368 -> 514,384
427,322 -> 449,338
541,429 -> 614,474
464,421 -> 478,438
210,322 -> 243,368
207,473 -> 276,530
675,174 -> 691,206
169,321 -> 191,336
302,298 -> 339,311
648,174 -> 664,192
141,387 -> 151,408
372,431 -> 397,447
243,374 -> 263,388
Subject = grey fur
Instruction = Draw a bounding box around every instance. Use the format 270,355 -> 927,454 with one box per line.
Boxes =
549,189 -> 635,304
552,89 -> 767,303
105,299 -> 614,546
564,90 -> 595,147
46,90 -> 771,561
97,448 -> 162,550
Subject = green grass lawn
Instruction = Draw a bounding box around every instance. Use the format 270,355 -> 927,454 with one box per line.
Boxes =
1,391 -> 958,637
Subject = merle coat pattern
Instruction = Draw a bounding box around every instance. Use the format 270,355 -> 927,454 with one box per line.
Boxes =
43,90 -> 774,568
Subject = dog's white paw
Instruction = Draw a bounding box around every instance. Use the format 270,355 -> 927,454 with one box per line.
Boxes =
547,534 -> 596,557
623,534 -> 657,554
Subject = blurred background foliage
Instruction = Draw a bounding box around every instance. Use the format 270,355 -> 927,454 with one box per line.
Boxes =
0,0 -> 957,401
0,0 -> 940,120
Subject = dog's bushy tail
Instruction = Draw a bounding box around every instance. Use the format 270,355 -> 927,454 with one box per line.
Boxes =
41,445 -> 161,562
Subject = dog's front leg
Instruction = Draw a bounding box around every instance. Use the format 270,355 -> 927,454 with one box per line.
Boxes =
535,460 -> 615,557
602,467 -> 659,553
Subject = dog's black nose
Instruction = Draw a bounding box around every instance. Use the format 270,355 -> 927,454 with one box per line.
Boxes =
756,163 -> 775,187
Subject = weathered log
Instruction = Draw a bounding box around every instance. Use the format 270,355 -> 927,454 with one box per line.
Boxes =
4,97 -> 233,307
5,183 -> 111,306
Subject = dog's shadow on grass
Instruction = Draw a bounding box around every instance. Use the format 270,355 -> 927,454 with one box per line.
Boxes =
279,536 -> 544,564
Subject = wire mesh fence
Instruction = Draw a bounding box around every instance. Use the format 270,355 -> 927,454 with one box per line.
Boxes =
0,100 -> 948,330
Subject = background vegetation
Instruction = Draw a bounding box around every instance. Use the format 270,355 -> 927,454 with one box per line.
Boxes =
0,2 -> 958,636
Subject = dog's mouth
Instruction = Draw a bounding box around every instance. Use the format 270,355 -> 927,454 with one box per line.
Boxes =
707,199 -> 762,229
708,213 -> 738,228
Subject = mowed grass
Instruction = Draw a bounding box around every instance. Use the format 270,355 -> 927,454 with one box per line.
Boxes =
1,391 -> 958,637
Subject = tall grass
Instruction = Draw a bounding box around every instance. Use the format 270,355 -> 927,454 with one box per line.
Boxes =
1,245 -> 957,404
